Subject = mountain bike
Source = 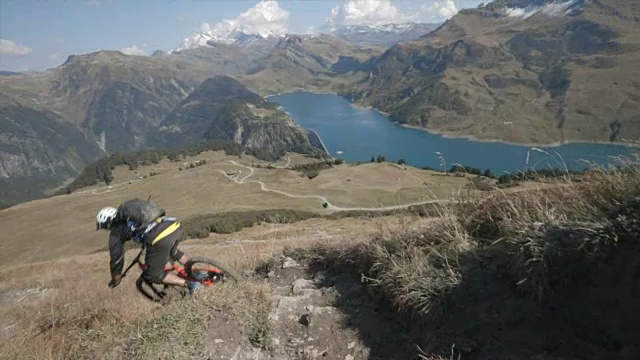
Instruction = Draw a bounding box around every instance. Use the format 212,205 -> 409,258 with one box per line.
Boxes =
120,246 -> 238,302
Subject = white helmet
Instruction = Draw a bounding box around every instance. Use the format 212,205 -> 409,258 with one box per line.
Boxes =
96,206 -> 118,230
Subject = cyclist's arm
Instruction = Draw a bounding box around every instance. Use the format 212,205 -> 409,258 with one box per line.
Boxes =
108,224 -> 131,279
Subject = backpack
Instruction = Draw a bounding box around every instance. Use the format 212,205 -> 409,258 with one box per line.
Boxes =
117,198 -> 165,226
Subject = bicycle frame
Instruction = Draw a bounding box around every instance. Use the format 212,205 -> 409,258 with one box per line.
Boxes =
120,246 -> 224,301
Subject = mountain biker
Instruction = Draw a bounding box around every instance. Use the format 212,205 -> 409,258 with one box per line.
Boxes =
96,198 -> 202,295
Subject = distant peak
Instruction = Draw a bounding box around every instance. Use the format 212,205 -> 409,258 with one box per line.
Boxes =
277,35 -> 303,48
329,22 -> 439,33
60,50 -> 125,66
171,0 -> 290,51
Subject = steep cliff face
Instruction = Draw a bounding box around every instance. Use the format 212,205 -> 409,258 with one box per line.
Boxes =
156,76 -> 315,160
51,52 -> 200,152
344,0 -> 640,145
0,101 -> 106,207
206,102 -> 315,160
156,75 -> 267,147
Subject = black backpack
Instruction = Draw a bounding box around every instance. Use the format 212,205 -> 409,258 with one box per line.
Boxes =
117,198 -> 165,226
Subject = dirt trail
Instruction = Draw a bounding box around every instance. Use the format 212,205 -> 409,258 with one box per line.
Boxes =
220,160 -> 451,212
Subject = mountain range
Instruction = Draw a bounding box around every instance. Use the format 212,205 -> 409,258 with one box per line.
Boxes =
328,23 -> 442,47
0,32 -> 385,208
2,0 -> 639,208
173,21 -> 441,51
342,0 -> 640,145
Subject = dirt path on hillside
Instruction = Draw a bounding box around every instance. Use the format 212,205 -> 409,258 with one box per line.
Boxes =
203,255 -> 416,360
220,160 -> 451,212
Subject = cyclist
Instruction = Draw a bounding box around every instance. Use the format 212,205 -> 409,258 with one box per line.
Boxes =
96,198 -> 202,295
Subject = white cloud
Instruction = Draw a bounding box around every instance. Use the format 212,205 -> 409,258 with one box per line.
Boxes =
0,39 -> 32,56
120,44 -> 148,56
326,0 -> 408,27
48,53 -> 60,61
325,0 -> 458,28
178,0 -> 289,50
87,0 -> 101,7
414,0 -> 458,22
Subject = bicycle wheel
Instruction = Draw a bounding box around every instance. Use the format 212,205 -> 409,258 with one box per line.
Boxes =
185,256 -> 239,284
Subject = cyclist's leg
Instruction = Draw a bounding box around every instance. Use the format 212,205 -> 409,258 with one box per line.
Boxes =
143,235 -> 186,287
169,235 -> 189,266
167,229 -> 207,285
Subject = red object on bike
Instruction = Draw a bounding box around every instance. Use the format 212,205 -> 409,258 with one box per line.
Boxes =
137,262 -> 223,283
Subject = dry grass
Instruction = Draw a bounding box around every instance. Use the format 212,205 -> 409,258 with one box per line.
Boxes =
0,151 -> 490,266
0,212 -> 410,360
3,153 -> 637,359
298,156 -> 640,321
246,161 -> 491,208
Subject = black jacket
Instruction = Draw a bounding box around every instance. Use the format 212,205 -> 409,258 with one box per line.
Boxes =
108,198 -> 165,278
108,222 -> 134,279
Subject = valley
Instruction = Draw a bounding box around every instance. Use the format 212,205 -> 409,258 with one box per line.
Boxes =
1,1 -> 640,359
3,0 -> 640,208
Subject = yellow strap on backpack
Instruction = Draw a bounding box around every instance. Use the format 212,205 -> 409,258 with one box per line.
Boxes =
150,222 -> 181,245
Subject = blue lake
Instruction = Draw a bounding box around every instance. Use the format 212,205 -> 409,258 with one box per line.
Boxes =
269,91 -> 637,175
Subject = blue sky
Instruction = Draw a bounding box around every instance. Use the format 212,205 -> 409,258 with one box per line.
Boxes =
0,0 -> 482,72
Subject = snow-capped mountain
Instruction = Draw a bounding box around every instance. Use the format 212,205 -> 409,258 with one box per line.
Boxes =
171,30 -> 282,53
328,22 -> 442,47
171,21 -> 442,53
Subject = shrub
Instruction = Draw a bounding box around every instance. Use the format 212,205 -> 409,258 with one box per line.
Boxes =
306,170 -> 319,179
182,209 -> 319,238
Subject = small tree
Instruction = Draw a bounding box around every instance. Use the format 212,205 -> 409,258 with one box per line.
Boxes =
483,168 -> 495,178
397,159 -> 406,165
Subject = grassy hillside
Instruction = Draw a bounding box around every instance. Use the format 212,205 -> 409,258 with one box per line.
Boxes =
295,157 -> 640,359
1,154 -> 638,360
0,150 -> 504,266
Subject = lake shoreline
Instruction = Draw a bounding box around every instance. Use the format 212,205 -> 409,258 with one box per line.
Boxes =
270,89 -> 639,150
270,90 -> 637,173
398,123 -> 640,150
350,101 -> 640,150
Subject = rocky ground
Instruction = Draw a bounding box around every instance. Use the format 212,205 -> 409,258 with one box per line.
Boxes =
202,256 -> 415,360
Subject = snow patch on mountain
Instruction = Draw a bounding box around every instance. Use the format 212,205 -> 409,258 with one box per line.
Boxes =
504,0 -> 583,19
